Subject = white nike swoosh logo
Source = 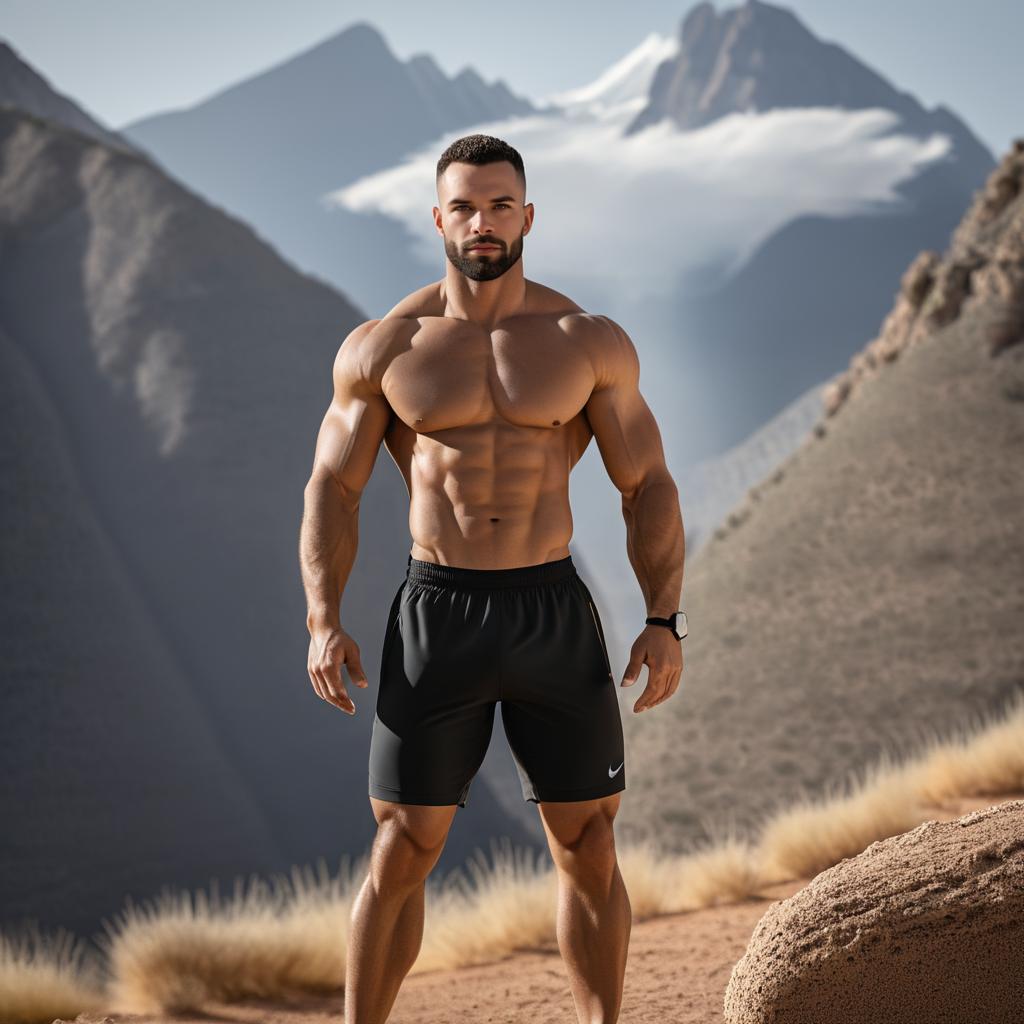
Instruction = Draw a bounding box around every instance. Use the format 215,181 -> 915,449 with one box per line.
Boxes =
608,761 -> 623,778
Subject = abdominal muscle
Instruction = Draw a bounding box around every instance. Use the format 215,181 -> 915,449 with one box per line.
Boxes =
396,417 -> 581,570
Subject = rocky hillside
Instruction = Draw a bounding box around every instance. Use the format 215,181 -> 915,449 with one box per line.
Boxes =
0,39 -> 132,150
616,139 -> 1024,853
0,103 -> 537,944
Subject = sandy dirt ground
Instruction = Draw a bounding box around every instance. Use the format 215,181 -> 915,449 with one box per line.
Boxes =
62,793 -> 1020,1024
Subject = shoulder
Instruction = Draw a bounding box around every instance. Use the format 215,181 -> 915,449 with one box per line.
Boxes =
525,279 -> 585,317
333,318 -> 402,396
382,280 -> 445,320
564,314 -> 639,390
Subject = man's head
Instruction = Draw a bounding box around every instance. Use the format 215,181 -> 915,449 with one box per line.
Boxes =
434,134 -> 534,282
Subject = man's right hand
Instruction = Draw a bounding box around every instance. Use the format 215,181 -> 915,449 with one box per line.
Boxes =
307,626 -> 368,715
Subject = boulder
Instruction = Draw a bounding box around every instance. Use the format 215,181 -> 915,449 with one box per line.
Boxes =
724,799 -> 1024,1023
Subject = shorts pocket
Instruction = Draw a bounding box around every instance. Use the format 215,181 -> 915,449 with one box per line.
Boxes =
380,581 -> 406,668
576,578 -> 613,678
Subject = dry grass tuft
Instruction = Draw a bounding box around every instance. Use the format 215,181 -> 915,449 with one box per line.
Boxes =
5,691 -> 1023,1021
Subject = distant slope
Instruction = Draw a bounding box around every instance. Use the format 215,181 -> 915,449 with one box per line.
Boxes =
0,39 -> 134,151
677,379 -> 826,556
120,20 -> 546,318
0,324 -> 283,940
616,140 -> 1024,853
0,103 -> 536,943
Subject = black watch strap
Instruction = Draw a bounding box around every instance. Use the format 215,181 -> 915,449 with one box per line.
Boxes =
646,611 -> 686,640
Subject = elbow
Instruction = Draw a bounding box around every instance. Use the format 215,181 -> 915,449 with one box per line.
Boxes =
621,466 -> 677,507
305,468 -> 362,514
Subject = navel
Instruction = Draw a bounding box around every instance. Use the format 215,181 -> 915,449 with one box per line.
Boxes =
552,419 -> 560,426
490,517 -> 500,523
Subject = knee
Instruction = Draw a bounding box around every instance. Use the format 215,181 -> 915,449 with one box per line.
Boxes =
369,810 -> 449,891
546,807 -> 618,882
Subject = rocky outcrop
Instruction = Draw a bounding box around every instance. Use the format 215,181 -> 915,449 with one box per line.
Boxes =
724,799 -> 1024,1023
823,139 -> 1024,416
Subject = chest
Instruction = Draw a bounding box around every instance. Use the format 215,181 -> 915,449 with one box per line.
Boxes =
382,321 -> 596,432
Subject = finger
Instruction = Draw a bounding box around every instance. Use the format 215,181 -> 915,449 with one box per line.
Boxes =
323,656 -> 356,714
660,668 -> 682,703
633,679 -> 660,713
637,665 -> 674,710
325,679 -> 356,715
318,661 -> 354,713
308,664 -> 328,701
621,651 -> 646,687
314,665 -> 339,705
650,665 -> 678,706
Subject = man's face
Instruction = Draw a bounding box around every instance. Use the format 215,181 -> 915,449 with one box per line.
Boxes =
435,161 -> 532,282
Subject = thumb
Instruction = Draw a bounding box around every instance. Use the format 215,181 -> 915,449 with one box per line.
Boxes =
345,647 -> 369,689
621,651 -> 644,687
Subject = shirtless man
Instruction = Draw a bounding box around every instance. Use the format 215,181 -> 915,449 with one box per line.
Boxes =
300,134 -> 685,1024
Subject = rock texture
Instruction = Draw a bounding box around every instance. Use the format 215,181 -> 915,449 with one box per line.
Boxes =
823,139 -> 1024,416
724,799 -> 1024,1023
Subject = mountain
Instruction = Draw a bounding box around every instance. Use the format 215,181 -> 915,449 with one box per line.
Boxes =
0,321 -> 283,939
0,39 -> 134,151
628,0 -> 962,135
615,139 -> 1024,853
630,0 -> 995,459
545,31 -> 679,114
0,99 -> 537,943
119,20 -> 546,319
676,379 -> 827,556
115,9 -> 994,469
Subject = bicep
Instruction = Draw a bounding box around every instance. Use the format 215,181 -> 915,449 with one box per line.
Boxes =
310,321 -> 390,503
584,318 -> 668,498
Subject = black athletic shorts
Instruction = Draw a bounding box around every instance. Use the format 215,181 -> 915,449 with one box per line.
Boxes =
368,553 -> 626,808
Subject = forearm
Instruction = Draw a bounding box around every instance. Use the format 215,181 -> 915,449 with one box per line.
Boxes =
622,470 -> 685,618
300,471 -> 359,632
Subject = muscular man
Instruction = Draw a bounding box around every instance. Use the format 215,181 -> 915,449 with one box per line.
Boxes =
300,133 -> 685,1024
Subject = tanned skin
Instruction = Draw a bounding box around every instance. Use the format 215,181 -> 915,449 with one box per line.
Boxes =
299,158 -> 685,1024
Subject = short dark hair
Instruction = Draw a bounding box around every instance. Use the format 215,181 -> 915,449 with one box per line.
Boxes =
436,134 -> 526,195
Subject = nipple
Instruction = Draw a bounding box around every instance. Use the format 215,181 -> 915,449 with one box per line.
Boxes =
415,417 -> 423,423
552,419 -> 560,426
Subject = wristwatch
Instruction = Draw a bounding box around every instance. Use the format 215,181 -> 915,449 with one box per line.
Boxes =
646,610 -> 687,640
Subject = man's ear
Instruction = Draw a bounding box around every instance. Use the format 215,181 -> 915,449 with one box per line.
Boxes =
523,202 -> 535,234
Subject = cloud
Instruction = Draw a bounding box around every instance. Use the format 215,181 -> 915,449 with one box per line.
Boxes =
325,104 -> 951,303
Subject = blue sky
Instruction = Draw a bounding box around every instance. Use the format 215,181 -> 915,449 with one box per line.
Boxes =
1,0 -> 1020,159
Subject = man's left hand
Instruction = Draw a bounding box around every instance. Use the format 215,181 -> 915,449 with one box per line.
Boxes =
621,625 -> 683,713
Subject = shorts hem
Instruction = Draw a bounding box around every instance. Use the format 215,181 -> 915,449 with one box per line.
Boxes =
368,780 -> 467,808
525,776 -> 626,803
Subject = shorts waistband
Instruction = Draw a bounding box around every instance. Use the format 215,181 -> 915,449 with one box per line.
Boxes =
406,553 -> 578,589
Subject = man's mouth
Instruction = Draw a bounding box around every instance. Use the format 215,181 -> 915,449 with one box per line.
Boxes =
469,244 -> 500,251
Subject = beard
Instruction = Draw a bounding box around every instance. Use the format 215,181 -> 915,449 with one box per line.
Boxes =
444,231 -> 524,281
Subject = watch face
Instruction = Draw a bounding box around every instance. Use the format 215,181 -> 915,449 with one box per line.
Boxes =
676,611 -> 687,637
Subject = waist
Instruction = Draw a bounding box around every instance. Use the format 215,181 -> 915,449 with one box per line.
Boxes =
406,553 -> 577,589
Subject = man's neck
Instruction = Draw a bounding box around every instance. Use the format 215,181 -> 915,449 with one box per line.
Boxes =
439,272 -> 529,329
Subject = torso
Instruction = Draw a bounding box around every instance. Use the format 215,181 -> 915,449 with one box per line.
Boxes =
369,280 -> 605,568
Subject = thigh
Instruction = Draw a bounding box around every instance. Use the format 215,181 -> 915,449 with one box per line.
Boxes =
500,576 -> 626,804
369,580 -> 500,808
